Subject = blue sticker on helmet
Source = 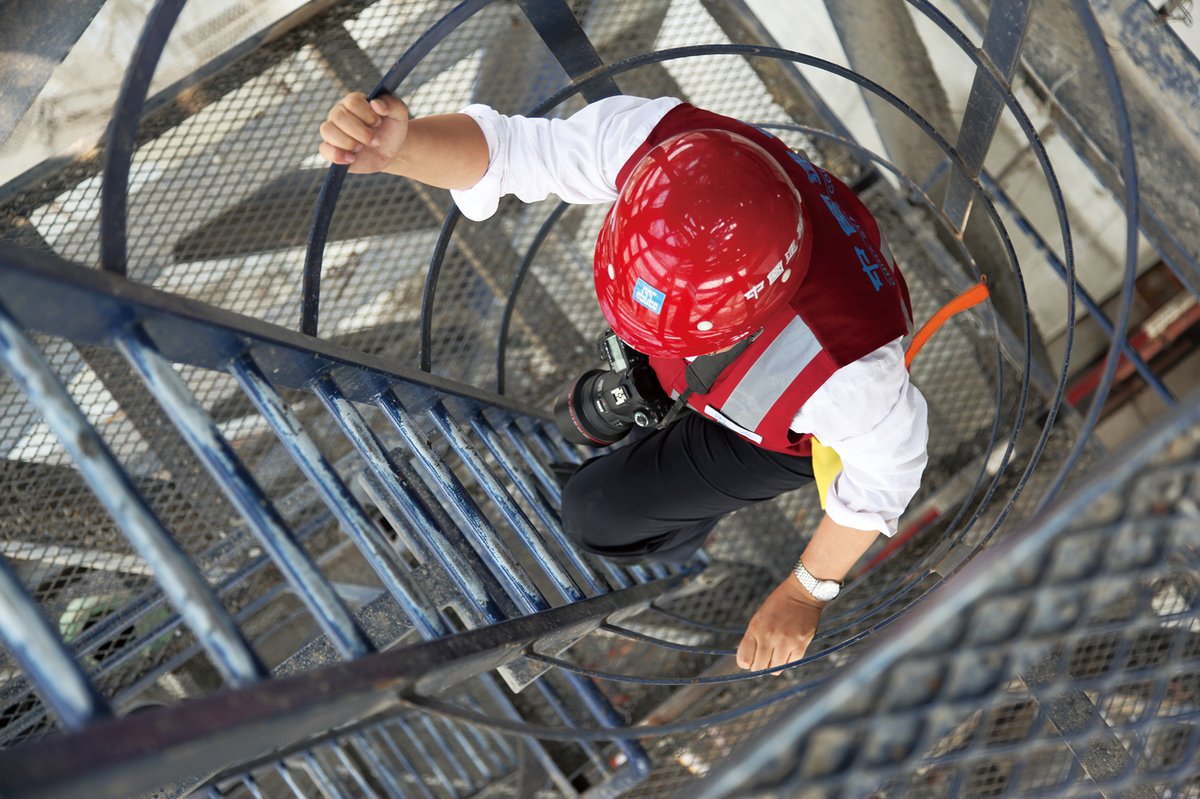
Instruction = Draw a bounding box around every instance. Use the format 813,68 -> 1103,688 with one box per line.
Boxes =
632,278 -> 666,315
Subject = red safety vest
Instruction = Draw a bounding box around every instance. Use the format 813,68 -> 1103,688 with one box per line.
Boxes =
618,105 -> 914,456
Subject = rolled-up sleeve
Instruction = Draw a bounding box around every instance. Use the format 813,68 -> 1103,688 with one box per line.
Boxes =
791,339 -> 929,536
451,96 -> 683,221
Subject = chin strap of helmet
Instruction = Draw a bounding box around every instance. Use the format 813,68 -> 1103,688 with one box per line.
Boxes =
653,335 -> 758,430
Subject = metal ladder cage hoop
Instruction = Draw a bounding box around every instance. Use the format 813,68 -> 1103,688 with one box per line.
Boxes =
336,0 -> 1155,750
301,0 -> 501,338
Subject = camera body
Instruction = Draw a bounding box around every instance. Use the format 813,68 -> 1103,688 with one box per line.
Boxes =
554,330 -> 673,446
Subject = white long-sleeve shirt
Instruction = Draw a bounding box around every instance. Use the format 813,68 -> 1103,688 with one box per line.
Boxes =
451,96 -> 929,536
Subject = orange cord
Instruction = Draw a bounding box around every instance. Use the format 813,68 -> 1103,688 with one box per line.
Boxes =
905,278 -> 990,369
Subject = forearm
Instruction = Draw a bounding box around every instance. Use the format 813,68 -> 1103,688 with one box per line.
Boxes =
798,513 -> 880,582
384,113 -> 490,190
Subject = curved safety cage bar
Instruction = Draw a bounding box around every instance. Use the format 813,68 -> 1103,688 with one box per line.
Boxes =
285,0 -> 1171,753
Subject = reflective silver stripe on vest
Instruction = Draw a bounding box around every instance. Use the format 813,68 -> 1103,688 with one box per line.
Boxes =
702,405 -> 764,444
718,315 -> 823,430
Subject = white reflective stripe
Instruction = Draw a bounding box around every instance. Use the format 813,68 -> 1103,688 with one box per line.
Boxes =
702,406 -> 764,444
719,316 -> 822,431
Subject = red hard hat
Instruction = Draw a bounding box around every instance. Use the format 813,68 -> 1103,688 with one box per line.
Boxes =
593,128 -> 810,358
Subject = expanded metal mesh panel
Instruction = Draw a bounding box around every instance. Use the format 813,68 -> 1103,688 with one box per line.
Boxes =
689,408 -> 1200,798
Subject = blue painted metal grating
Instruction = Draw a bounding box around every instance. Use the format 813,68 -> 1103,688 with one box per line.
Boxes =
0,0 -> 1196,797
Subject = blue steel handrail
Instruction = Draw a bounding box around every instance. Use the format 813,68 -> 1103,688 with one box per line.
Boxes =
0,239 -> 672,784
0,306 -> 268,691
0,245 -> 686,791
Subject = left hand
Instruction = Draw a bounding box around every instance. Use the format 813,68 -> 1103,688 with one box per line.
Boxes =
736,575 -> 825,673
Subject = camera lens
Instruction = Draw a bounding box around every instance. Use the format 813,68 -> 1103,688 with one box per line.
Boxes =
553,369 -> 633,446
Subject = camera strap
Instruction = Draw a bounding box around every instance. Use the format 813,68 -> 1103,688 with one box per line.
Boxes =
655,337 -> 755,429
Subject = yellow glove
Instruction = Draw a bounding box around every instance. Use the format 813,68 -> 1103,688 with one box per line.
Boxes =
810,437 -> 843,509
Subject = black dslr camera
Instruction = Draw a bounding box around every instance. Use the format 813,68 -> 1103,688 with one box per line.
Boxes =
553,330 -> 673,446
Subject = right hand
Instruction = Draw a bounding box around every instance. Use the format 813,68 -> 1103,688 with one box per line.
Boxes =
318,92 -> 410,175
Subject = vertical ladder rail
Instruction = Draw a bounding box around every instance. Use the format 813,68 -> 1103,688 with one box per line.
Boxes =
0,307 -> 265,689
115,329 -> 372,659
0,556 -> 110,730
230,354 -> 445,640
471,410 -> 611,594
942,0 -> 1035,233
376,391 -> 550,613
429,400 -> 586,602
499,417 -> 634,590
312,375 -> 508,623
350,732 -> 407,799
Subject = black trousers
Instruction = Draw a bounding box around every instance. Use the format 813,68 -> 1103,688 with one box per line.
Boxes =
561,413 -> 814,563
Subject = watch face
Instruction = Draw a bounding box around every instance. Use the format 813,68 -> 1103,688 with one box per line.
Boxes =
811,580 -> 840,602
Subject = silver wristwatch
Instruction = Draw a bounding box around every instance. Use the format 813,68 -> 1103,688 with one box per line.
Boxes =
793,559 -> 842,602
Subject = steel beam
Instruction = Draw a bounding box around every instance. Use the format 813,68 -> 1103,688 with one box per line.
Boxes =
942,0 -> 1034,233
951,0 -> 1200,296
515,0 -> 620,101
